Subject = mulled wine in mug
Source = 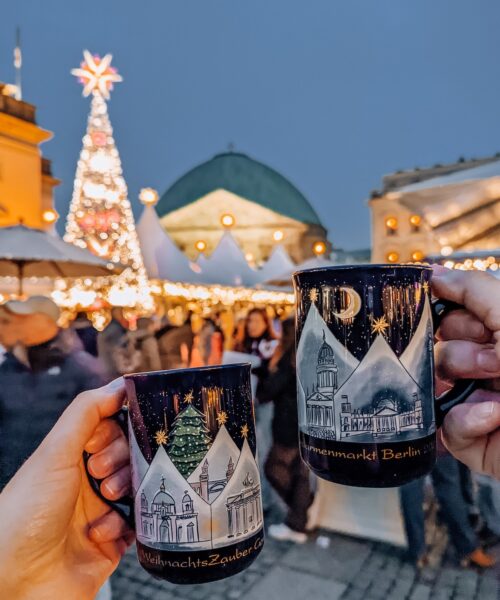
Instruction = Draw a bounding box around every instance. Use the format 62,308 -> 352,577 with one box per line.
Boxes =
293,264 -> 476,488
86,364 -> 264,584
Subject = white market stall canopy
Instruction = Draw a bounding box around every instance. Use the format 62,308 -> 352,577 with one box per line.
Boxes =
264,255 -> 336,287
137,203 -> 297,288
194,231 -> 261,287
257,244 -> 296,283
137,205 -> 200,283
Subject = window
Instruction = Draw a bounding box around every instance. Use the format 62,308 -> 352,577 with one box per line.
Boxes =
409,214 -> 421,233
385,217 -> 398,236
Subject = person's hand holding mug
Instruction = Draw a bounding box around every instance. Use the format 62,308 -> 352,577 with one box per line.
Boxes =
0,379 -> 134,600
433,266 -> 500,479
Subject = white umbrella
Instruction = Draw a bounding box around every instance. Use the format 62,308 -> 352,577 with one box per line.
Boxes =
0,225 -> 121,295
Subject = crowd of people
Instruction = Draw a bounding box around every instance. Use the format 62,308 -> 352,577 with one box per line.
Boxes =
0,266 -> 499,598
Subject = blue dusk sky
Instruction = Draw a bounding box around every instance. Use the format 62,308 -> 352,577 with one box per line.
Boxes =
1,1 -> 500,249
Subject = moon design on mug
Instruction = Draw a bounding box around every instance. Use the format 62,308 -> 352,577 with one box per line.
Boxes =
332,286 -> 362,321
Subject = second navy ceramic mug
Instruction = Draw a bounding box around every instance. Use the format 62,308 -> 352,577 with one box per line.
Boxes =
293,264 -> 476,487
87,364 -> 264,584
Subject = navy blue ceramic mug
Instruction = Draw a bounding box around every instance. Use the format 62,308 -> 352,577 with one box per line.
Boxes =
88,364 -> 264,584
293,264 -> 476,488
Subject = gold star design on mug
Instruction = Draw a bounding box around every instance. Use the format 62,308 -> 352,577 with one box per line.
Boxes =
309,288 -> 319,303
422,281 -> 430,294
154,429 -> 168,446
371,315 -> 390,336
216,411 -> 228,427
240,423 -> 249,438
184,390 -> 194,404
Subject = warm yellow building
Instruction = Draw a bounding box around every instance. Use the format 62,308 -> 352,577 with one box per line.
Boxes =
370,156 -> 500,263
0,84 -> 59,229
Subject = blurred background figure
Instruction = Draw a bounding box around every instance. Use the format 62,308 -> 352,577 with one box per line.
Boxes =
190,317 -> 223,367
257,318 -> 314,543
97,307 -> 140,379
399,448 -> 495,569
71,311 -> 98,357
130,317 -> 161,373
156,312 -> 194,370
0,296 -> 106,489
475,474 -> 500,547
236,308 -> 279,513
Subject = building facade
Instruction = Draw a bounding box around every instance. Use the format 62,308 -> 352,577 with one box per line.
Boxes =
156,151 -> 329,264
226,473 -> 262,539
370,155 -> 500,263
140,477 -> 200,545
305,332 -> 424,441
0,84 -> 59,229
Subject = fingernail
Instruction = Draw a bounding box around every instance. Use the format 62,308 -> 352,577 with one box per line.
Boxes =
477,349 -> 500,373
89,526 -> 104,542
431,264 -> 450,276
475,401 -> 494,419
470,321 -> 486,339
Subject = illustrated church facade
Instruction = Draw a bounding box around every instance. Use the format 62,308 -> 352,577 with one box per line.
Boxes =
140,477 -> 200,545
305,332 -> 424,441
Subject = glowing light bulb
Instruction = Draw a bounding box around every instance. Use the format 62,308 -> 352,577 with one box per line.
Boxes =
139,187 -> 159,206
221,213 -> 235,228
42,209 -> 58,224
411,250 -> 424,262
273,230 -> 284,242
409,214 -> 421,227
312,241 -> 327,256
440,246 -> 453,257
385,217 -> 398,230
195,240 -> 207,252
386,251 -> 399,263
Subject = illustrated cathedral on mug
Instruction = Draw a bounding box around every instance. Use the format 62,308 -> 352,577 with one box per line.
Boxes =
128,388 -> 263,552
297,290 -> 436,444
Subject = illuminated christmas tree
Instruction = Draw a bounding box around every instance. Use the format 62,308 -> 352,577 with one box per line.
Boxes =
168,397 -> 212,478
64,51 -> 151,309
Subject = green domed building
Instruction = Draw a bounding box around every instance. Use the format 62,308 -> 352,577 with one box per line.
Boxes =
156,151 -> 328,264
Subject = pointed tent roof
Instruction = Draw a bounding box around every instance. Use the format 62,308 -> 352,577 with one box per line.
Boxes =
137,204 -> 199,283
256,244 -> 295,284
263,254 -> 336,287
195,231 -> 260,287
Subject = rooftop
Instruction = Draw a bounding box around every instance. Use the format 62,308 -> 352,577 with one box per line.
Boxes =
157,151 -> 325,228
377,154 -> 500,195
0,84 -> 36,123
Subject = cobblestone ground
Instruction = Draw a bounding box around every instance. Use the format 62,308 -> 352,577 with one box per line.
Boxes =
112,525 -> 499,600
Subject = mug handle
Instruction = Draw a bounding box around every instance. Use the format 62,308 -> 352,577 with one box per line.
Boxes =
83,406 -> 135,527
431,299 -> 478,428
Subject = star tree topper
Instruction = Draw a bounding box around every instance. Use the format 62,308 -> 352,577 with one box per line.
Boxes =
72,50 -> 122,99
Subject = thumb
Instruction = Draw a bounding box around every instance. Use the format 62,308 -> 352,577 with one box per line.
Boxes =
39,378 -> 126,466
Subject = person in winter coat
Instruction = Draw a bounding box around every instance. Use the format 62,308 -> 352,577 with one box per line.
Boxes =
0,296 -> 106,490
256,318 -> 314,543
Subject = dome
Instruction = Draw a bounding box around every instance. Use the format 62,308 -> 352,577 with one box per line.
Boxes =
156,152 -> 323,226
182,491 -> 192,503
153,479 -> 175,506
375,398 -> 397,413
318,331 -> 335,366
